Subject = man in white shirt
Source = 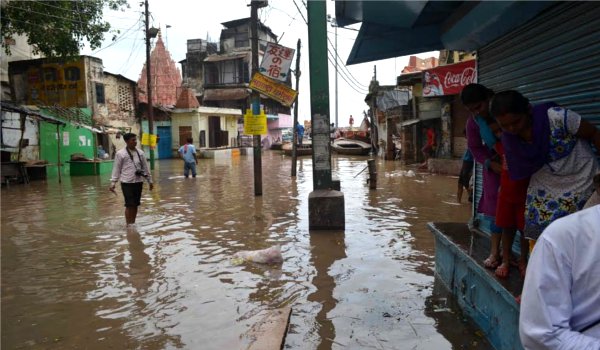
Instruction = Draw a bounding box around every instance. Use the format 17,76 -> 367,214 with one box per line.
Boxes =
519,204 -> 600,349
109,133 -> 153,225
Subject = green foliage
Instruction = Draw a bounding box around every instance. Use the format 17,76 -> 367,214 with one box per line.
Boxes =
1,0 -> 128,58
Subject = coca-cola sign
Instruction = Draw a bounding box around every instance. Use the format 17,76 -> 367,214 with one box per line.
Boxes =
422,60 -> 477,97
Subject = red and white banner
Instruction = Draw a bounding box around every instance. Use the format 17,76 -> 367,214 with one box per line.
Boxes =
422,60 -> 477,97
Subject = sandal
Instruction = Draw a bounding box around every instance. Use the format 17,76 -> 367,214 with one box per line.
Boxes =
518,260 -> 527,279
483,256 -> 501,269
495,263 -> 510,279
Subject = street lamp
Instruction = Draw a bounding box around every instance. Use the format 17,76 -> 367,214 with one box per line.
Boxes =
327,14 -> 338,128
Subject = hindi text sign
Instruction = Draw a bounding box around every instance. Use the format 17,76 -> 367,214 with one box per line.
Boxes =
249,72 -> 298,107
243,109 -> 268,135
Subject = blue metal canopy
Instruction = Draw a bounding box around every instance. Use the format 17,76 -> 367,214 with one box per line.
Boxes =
335,1 -> 555,65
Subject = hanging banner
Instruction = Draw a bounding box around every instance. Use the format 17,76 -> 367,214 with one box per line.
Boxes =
141,133 -> 157,146
259,42 -> 295,82
249,72 -> 298,107
422,60 -> 477,97
243,109 -> 268,135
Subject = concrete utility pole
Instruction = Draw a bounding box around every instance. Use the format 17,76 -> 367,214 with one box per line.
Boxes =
291,38 -> 301,177
144,0 -> 155,170
326,15 -> 338,128
307,1 -> 344,230
250,0 -> 266,196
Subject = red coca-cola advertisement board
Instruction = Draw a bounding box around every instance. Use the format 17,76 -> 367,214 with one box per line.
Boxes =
422,60 -> 477,97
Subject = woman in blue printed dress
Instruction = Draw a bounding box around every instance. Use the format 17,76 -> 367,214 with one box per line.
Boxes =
490,90 -> 600,247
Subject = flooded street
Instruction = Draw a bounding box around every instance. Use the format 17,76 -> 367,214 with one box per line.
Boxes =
2,152 -> 489,349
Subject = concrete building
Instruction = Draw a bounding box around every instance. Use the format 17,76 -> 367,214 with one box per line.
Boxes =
1,33 -> 41,101
171,87 -> 241,158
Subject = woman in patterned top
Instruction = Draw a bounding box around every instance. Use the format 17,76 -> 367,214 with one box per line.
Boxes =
490,90 -> 600,248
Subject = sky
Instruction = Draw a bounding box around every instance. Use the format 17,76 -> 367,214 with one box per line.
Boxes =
81,0 -> 437,127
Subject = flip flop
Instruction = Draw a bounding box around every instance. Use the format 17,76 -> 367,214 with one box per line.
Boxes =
483,256 -> 501,269
495,264 -> 510,279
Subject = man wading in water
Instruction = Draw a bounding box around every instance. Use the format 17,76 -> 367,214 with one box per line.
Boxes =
109,133 -> 153,225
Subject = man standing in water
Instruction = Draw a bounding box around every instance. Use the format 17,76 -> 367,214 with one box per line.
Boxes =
178,137 -> 198,178
109,133 -> 153,225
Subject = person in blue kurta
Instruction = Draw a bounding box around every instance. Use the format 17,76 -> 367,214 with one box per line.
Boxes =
295,122 -> 305,145
178,137 -> 198,178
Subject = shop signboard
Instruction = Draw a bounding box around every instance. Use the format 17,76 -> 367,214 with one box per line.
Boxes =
422,60 -> 477,97
259,42 -> 295,82
249,72 -> 298,107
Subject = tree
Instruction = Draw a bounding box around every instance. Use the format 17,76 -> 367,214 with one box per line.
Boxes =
1,0 -> 128,58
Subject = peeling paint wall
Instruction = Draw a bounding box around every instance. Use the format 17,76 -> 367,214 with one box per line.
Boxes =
1,110 -> 40,161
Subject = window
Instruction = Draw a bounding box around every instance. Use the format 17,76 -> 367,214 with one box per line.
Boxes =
234,32 -> 249,48
43,67 -> 58,82
95,83 -> 105,104
64,67 -> 80,81
179,126 -> 192,146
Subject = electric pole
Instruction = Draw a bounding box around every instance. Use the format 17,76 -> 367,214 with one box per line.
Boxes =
307,0 -> 344,230
144,0 -> 155,169
291,38 -> 301,177
250,0 -> 266,196
334,22 -> 338,128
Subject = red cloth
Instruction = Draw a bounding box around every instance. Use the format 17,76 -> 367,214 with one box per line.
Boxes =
426,128 -> 435,146
496,195 -> 526,231
495,142 -> 529,203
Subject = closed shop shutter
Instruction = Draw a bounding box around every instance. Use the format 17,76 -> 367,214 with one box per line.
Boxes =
474,2 -> 600,234
478,2 -> 600,126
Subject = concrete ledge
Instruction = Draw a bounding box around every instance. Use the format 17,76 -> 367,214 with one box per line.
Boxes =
427,158 -> 462,176
428,222 -> 523,350
199,147 -> 252,159
308,190 -> 345,230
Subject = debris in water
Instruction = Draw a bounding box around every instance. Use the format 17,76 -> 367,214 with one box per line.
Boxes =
232,246 -> 283,265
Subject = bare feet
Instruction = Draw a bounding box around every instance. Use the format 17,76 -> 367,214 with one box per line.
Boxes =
495,262 -> 510,278
483,255 -> 501,269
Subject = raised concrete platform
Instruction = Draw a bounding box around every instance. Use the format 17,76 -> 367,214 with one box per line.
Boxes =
428,222 -> 524,350
308,190 -> 345,230
199,147 -> 252,159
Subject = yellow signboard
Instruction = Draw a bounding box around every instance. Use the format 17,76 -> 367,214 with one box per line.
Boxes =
243,109 -> 268,135
27,59 -> 87,107
249,72 -> 298,107
141,133 -> 157,146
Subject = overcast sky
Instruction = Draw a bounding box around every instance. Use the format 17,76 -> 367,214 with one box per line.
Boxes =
81,0 -> 437,126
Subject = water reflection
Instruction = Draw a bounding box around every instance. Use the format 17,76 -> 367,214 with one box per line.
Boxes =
125,227 -> 152,293
307,231 -> 347,349
1,154 -> 489,349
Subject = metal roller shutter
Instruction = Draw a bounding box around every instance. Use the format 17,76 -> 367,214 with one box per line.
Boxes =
478,2 -> 600,126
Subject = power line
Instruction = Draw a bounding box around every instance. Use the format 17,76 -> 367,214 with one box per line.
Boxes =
326,54 -> 367,94
91,15 -> 143,55
4,3 -> 135,31
291,0 -> 308,25
327,35 -> 369,89
289,0 -> 368,90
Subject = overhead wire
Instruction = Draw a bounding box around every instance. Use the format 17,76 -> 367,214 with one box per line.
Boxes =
4,3 -> 135,31
91,14 -> 143,55
292,0 -> 368,89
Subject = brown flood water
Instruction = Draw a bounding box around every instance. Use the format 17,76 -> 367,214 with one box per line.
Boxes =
1,151 -> 490,349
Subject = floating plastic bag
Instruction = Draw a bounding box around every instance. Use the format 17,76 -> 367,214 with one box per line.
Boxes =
232,246 -> 283,265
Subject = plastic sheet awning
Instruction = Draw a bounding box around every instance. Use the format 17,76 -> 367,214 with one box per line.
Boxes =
335,1 -> 555,65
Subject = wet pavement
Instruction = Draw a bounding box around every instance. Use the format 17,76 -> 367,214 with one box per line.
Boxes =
1,151 -> 491,349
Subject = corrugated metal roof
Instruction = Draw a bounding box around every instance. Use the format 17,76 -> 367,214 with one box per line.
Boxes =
204,52 -> 249,62
0,102 -> 66,125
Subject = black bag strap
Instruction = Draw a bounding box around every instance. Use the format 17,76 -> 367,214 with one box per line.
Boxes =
125,148 -> 144,171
